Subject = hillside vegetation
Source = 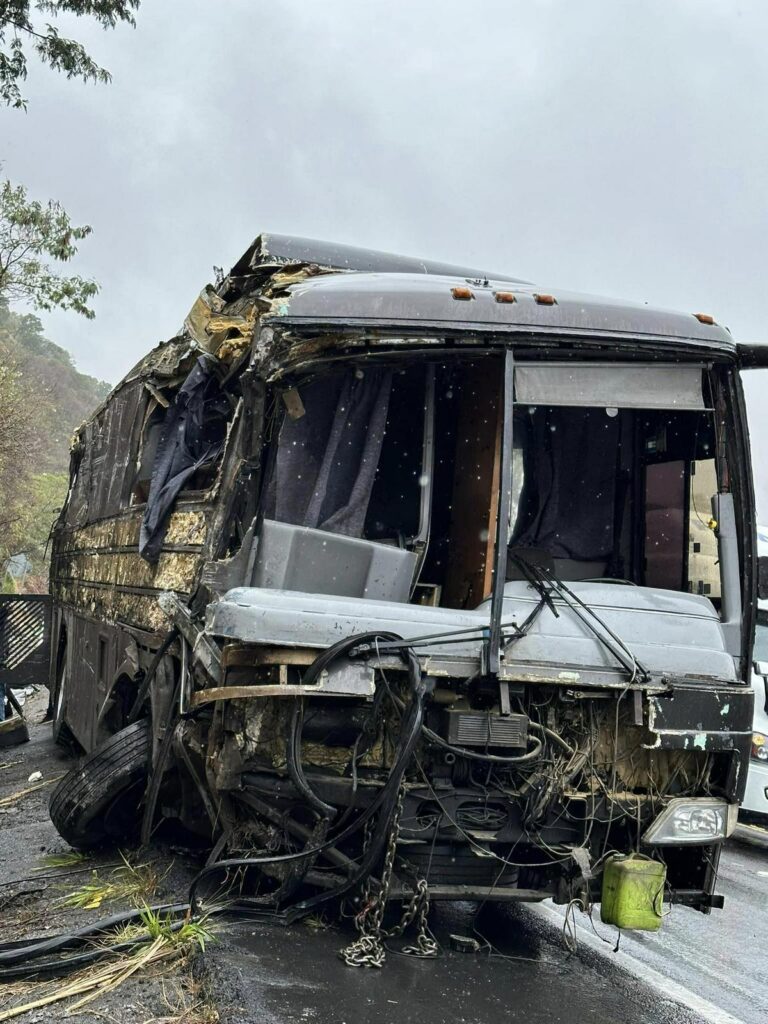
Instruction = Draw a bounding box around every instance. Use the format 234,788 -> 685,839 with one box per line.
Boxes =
0,302 -> 110,590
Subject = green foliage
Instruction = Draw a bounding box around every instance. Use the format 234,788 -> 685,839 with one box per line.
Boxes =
57,856 -> 161,910
0,0 -> 140,109
138,906 -> 214,953
0,301 -> 109,583
0,179 -> 99,318
37,849 -> 86,869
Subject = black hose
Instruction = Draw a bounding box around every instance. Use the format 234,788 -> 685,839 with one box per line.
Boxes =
285,631 -> 414,825
0,921 -> 190,981
287,650 -> 426,920
286,698 -> 336,820
0,899 -> 277,981
422,725 -> 543,764
0,902 -> 189,967
527,720 -> 575,756
3,630 -> 424,982
191,691 -> 422,914
190,634 -> 426,916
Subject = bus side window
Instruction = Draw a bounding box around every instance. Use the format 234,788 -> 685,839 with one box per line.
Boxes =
132,401 -> 166,504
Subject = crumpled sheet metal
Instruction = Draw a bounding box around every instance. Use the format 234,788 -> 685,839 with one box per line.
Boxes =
183,265 -> 328,365
184,285 -> 259,361
68,336 -> 206,454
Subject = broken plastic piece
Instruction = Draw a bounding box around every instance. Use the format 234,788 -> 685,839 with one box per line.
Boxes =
281,388 -> 306,420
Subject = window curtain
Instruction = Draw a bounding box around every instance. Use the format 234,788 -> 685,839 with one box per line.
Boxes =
265,368 -> 393,538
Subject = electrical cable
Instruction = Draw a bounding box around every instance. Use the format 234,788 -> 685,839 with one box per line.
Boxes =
382,682 -> 545,765
348,621 -> 525,656
191,632 -> 427,917
0,896 -> 291,982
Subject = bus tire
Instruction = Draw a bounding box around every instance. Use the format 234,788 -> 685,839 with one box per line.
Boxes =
49,719 -> 151,850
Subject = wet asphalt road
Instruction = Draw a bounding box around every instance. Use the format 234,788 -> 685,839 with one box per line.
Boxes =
203,901 -> 700,1024
204,836 -> 768,1024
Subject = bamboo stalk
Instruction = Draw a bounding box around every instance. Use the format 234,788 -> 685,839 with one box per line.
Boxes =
0,938 -> 173,1021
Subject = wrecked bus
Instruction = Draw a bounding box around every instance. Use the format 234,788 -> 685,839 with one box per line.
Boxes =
48,234 -> 765,933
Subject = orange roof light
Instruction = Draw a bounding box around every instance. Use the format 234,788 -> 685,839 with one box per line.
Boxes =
494,291 -> 517,304
693,312 -> 716,325
451,286 -> 474,300
534,293 -> 557,306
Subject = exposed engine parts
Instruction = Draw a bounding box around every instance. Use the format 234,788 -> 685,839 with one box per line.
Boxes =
122,627 -> 728,965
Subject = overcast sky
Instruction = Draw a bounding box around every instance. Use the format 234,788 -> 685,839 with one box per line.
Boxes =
2,0 -> 768,512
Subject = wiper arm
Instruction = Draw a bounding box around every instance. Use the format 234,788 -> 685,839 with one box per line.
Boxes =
509,556 -> 650,684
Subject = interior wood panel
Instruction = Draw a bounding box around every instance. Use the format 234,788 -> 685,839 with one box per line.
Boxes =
442,360 -> 503,608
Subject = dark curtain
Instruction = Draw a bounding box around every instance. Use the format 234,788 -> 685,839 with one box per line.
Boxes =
139,356 -> 229,563
264,368 -> 393,538
512,407 -> 620,561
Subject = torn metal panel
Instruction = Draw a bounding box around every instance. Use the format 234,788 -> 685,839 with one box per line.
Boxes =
227,232 -> 526,285
184,285 -> 259,360
647,684 -> 754,760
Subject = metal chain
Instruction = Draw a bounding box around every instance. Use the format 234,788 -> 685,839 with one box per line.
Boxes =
340,788 -> 438,968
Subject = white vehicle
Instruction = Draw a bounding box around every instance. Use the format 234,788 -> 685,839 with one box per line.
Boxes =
742,527 -> 768,819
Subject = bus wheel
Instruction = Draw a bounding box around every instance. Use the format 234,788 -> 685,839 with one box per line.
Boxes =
49,719 -> 151,850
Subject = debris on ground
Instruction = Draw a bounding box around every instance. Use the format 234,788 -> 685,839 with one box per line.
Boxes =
0,689 -> 211,1023
0,776 -> 59,809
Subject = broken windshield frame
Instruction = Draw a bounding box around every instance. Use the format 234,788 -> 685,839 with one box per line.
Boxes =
261,337 -> 743,684
483,355 -> 729,683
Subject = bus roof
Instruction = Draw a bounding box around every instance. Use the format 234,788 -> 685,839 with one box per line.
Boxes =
226,233 -> 735,352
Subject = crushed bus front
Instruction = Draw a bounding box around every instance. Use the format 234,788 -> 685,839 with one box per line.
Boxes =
48,235 -> 758,931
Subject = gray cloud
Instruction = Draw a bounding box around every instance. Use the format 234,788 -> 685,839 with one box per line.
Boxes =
2,0 -> 768,514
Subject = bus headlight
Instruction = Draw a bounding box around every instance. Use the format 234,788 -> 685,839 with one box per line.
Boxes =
752,732 -> 768,762
642,798 -> 737,845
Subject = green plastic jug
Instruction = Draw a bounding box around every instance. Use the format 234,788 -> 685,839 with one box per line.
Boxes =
600,854 -> 666,930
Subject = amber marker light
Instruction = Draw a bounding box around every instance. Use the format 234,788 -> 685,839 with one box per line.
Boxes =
451,286 -> 474,300
534,293 -> 557,306
494,291 -> 517,304
693,312 -> 716,325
